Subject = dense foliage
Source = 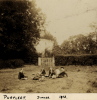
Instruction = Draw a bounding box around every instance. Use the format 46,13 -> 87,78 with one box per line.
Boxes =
55,54 -> 97,66
0,59 -> 24,69
53,32 -> 97,55
0,0 -> 45,63
52,32 -> 96,56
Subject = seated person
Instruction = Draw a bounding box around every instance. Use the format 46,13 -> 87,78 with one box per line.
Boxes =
58,67 -> 68,78
40,67 -> 46,76
18,68 -> 28,80
49,67 -> 55,77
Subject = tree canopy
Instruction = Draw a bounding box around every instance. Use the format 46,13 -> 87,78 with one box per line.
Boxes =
0,0 -> 46,60
41,31 -> 56,41
61,32 -> 97,55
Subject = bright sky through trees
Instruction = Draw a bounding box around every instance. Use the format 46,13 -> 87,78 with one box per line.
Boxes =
35,0 -> 97,45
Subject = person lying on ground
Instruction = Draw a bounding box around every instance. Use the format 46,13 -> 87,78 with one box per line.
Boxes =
49,67 -> 55,78
58,67 -> 68,78
33,72 -> 41,80
18,68 -> 28,80
33,68 -> 46,80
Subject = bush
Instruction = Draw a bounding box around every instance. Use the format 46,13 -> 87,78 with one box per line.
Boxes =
0,59 -> 5,69
55,54 -> 97,66
3,59 -> 24,69
13,59 -> 24,67
22,49 -> 38,65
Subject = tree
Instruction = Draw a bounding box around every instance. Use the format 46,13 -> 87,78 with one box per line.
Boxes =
85,32 -> 96,54
89,22 -> 97,49
45,48 -> 53,57
61,33 -> 97,55
52,45 -> 63,55
89,22 -> 97,33
0,0 -> 46,60
41,31 -> 55,41
61,40 -> 71,54
69,34 -> 87,54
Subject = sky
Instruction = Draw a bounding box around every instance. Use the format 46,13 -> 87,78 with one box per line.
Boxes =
35,0 -> 97,45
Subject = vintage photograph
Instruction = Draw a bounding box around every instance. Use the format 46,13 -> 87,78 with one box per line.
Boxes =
0,0 -> 97,93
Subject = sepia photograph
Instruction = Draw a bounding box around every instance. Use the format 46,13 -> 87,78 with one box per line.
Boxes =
0,0 -> 97,95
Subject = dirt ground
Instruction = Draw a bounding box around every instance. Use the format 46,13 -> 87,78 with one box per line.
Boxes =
0,65 -> 97,93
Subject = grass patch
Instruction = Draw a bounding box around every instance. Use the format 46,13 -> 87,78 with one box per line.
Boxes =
0,65 -> 97,93
92,81 -> 97,87
61,87 -> 69,89
26,89 -> 33,93
86,89 -> 91,93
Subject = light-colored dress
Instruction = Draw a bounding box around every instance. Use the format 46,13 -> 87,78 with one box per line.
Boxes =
55,69 -> 60,77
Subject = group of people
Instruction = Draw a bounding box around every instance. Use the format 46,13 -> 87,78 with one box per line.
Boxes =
49,67 -> 68,78
18,67 -> 68,80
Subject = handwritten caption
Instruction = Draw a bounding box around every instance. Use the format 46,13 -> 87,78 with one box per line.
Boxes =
3,95 -> 67,100
3,95 -> 26,100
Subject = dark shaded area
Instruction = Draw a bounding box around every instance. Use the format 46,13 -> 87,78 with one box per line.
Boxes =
92,81 -> 97,87
55,54 -> 97,66
0,59 -> 24,69
0,0 -> 45,68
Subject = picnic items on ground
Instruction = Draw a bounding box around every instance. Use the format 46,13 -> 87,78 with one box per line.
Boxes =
33,72 -> 41,80
39,76 -> 45,81
33,67 -> 46,80
52,74 -> 56,79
